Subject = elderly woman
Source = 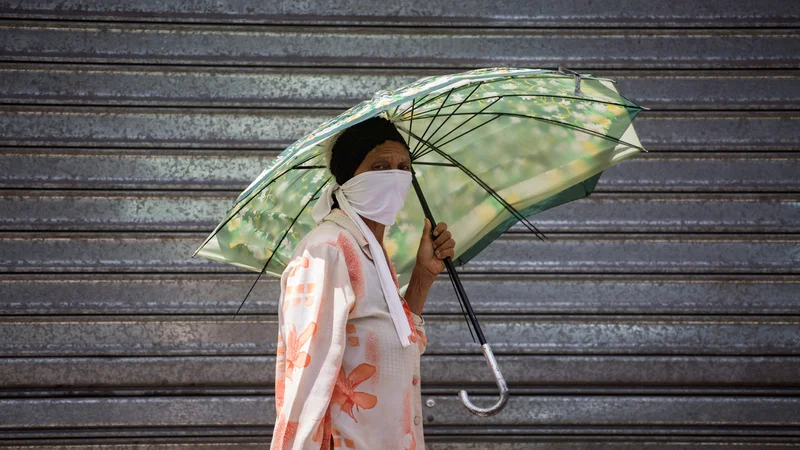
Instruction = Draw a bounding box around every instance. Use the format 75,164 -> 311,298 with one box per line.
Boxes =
270,116 -> 455,450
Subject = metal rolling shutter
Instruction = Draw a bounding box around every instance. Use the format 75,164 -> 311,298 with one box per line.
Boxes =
1,2 -> 798,448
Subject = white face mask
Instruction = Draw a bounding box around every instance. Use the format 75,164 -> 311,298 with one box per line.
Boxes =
310,168 -> 416,347
339,169 -> 412,225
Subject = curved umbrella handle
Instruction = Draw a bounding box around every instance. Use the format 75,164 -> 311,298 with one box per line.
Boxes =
458,343 -> 509,417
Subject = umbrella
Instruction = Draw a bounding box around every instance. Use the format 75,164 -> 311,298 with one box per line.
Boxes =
192,66 -> 648,416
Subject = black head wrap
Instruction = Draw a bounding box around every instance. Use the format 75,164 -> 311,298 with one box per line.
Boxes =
328,116 -> 410,186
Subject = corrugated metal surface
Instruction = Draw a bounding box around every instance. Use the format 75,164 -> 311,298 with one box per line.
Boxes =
2,1 -> 798,27
0,1 -> 798,448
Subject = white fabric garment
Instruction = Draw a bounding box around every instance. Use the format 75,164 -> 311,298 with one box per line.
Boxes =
311,169 -> 414,347
271,208 -> 428,449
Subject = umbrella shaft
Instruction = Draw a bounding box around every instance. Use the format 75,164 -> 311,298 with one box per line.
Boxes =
411,171 -> 487,345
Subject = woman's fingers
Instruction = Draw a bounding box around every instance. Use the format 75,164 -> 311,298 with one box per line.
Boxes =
431,222 -> 455,259
436,239 -> 455,252
432,229 -> 451,249
435,246 -> 455,259
434,239 -> 456,259
432,221 -> 447,238
435,244 -> 455,258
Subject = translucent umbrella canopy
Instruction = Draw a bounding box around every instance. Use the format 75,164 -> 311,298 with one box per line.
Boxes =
193,67 -> 646,290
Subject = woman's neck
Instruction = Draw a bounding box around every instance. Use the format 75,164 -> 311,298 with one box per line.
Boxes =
361,215 -> 385,247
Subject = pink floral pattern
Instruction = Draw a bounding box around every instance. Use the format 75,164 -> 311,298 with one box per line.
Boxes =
271,209 -> 428,449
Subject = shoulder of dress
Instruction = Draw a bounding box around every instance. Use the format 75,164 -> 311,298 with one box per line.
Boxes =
291,221 -> 355,256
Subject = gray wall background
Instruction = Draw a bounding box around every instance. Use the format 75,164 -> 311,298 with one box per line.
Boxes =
0,1 -> 799,448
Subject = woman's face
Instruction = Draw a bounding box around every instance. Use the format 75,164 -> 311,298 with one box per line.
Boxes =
352,140 -> 412,177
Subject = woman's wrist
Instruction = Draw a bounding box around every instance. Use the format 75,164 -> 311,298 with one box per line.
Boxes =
411,263 -> 437,286
405,265 -> 436,315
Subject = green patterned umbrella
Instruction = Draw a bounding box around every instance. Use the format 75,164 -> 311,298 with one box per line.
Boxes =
192,66 -> 647,416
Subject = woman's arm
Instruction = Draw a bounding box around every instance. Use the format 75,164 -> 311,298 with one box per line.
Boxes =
404,265 -> 435,316
405,218 -> 456,315
272,243 -> 355,449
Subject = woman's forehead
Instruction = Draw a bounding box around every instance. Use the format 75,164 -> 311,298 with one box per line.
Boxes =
367,141 -> 411,161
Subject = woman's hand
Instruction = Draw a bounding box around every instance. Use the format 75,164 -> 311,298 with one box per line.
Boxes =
404,219 -> 454,315
414,218 -> 456,281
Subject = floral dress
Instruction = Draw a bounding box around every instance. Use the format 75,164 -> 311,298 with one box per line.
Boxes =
271,208 -> 428,450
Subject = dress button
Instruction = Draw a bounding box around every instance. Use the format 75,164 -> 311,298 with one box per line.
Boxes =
412,375 -> 419,385
414,416 -> 421,425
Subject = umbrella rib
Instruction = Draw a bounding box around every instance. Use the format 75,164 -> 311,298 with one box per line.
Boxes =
236,152 -> 323,205
412,161 -> 457,167
410,93 -> 641,118
412,87 -> 456,157
396,76 -> 505,117
398,89 -> 451,118
391,100 -> 402,118
396,72 -> 640,118
414,113 -> 502,162
402,91 -> 437,118
414,98 -> 503,160
232,176 -> 332,319
412,82 -> 484,159
406,96 -> 415,150
416,111 -> 647,153
405,128 -> 547,241
193,153 -> 327,256
396,72 -> 557,117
